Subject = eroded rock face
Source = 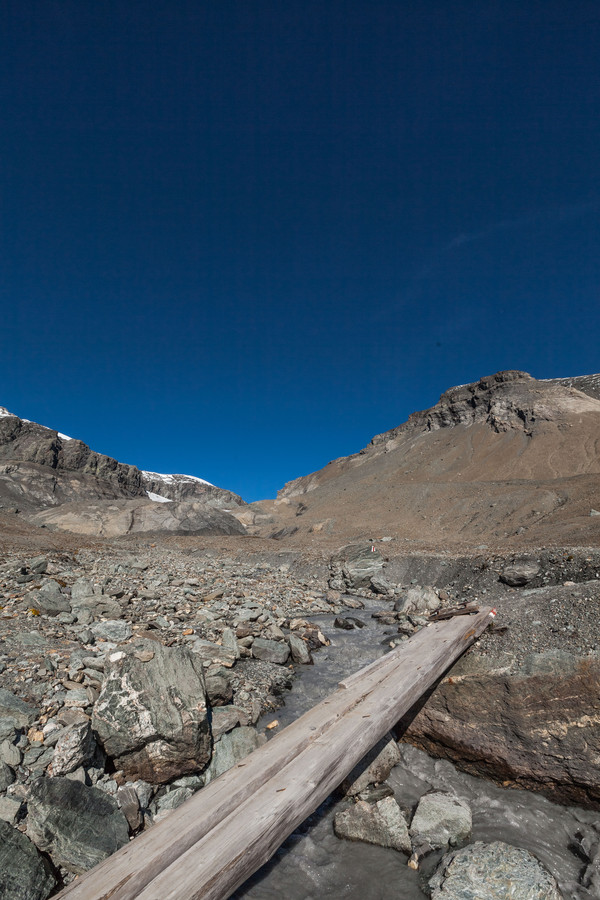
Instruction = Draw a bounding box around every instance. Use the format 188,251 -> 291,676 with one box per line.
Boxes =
403,661 -> 600,806
334,544 -> 384,590
0,819 -> 56,900
27,777 -> 129,875
92,644 -> 212,783
429,841 -> 562,900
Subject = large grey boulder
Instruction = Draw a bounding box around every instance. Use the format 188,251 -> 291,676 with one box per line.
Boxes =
395,586 -> 441,615
341,733 -> 401,797
204,727 -> 266,784
92,644 -> 211,783
289,633 -> 312,665
27,777 -> 129,874
0,819 -> 56,900
334,796 -> 411,854
90,620 -> 132,643
340,545 -> 384,590
429,841 -> 561,899
27,581 -> 71,616
409,791 -> 471,850
500,559 -> 541,587
251,637 -> 290,664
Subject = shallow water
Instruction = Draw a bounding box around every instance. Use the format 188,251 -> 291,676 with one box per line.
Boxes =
234,600 -> 599,899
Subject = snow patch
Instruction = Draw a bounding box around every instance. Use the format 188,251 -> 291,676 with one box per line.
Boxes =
0,407 -> 15,418
142,470 -> 213,487
146,491 -> 173,503
58,432 -> 73,441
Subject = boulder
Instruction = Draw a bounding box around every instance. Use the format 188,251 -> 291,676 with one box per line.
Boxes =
0,760 -> 15,791
92,644 -> 211,783
90,620 -> 132,643
334,796 -> 411,854
500,559 -> 541,587
288,633 -> 312,665
27,581 -> 70,616
27,777 -> 129,874
251,638 -> 290,665
394,586 -> 441,615
51,722 -> 97,776
339,545 -> 384,590
204,727 -> 266,784
341,733 -> 402,797
0,819 -> 56,900
409,791 -> 471,849
429,841 -> 561,899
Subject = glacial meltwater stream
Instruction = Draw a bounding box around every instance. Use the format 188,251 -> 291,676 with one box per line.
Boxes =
234,598 -> 599,899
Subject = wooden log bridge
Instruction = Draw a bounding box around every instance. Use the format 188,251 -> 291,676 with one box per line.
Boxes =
56,606 -> 493,900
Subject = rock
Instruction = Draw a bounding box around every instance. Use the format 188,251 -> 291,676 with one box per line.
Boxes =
0,760 -> 15,790
27,581 -> 71,616
90,620 -> 133,643
0,689 -> 37,727
204,727 -> 266,784
0,819 -> 56,900
334,616 -> 355,630
339,545 -> 384,590
288,633 -> 312,665
251,637 -> 290,665
403,661 -> 600,807
27,776 -> 129,874
51,721 -> 97,776
154,786 -> 193,822
0,741 -> 22,768
204,668 -> 234,706
341,733 -> 402,796
0,717 -> 18,742
409,791 -> 472,849
192,639 -> 236,668
429,841 -> 561,899
500,559 -> 541,587
92,643 -> 211,783
394,586 -> 441,615
116,783 -> 142,830
370,575 -> 397,595
0,795 -> 22,824
211,705 -> 247,739
334,796 -> 411,854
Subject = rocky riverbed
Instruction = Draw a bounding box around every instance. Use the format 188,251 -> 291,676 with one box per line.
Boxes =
1,535 -> 600,897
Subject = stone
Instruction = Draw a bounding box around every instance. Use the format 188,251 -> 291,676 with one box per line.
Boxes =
51,721 -> 97,776
370,575 -> 397,595
0,740 -> 22,768
251,637 -> 290,664
204,668 -> 233,707
334,796 -> 411,854
500,560 -> 541,587
191,639 -> 236,668
0,759 -> 15,790
0,689 -> 37,727
116,783 -> 142,830
429,841 -> 561,899
288,633 -> 312,665
339,544 -> 384,590
394,586 -> 441,615
341,733 -> 402,796
92,643 -> 211,783
0,717 -> 19,742
211,705 -> 247,740
27,581 -> 71,616
27,776 -> 129,874
154,786 -> 193,822
90,620 -> 133,643
70,578 -> 95,603
204,727 -> 266,784
409,791 -> 472,849
0,818 -> 56,900
0,795 -> 22,824
334,616 -> 355,630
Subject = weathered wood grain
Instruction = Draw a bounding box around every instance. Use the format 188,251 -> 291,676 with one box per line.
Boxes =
55,607 -> 492,900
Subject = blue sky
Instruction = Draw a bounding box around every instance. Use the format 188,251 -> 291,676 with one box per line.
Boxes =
1,1 -> 599,500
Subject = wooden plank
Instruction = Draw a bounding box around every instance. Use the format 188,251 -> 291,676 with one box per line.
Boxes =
55,607 -> 492,900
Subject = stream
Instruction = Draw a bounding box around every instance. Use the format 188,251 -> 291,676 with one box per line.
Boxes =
233,597 -> 598,899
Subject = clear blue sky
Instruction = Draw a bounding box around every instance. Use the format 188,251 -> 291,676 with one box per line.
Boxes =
2,1 -> 599,501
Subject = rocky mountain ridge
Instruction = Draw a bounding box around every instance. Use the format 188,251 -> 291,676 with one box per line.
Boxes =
0,407 -> 245,537
256,371 -> 600,549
